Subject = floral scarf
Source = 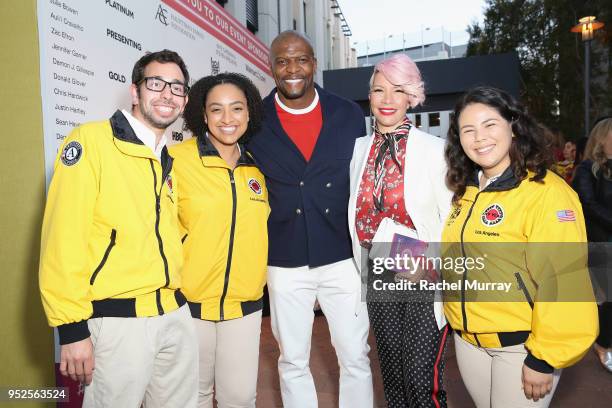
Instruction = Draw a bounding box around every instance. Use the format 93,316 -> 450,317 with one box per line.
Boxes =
372,117 -> 412,211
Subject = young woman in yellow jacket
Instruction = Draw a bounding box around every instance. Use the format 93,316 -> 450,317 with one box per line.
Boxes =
442,86 -> 598,407
170,73 -> 269,408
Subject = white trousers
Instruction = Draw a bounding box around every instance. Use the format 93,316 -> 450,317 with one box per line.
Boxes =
83,304 -> 198,408
267,259 -> 373,408
454,333 -> 561,408
193,310 -> 262,408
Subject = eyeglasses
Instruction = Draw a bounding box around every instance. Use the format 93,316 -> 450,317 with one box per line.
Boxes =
139,77 -> 189,97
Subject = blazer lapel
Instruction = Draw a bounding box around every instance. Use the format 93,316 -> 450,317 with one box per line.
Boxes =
352,135 -> 374,200
403,127 -> 441,241
348,134 -> 374,273
305,85 -> 335,165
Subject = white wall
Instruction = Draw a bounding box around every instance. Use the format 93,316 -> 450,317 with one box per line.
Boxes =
223,1 -> 357,82
408,110 -> 452,138
256,0 -> 280,46
226,0 -> 247,25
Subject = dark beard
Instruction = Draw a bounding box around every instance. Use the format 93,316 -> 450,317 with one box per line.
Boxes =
278,86 -> 306,100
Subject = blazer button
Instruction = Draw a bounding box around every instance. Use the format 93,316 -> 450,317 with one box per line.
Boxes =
299,181 -> 305,187
296,208 -> 302,215
325,208 -> 330,214
326,182 -> 332,188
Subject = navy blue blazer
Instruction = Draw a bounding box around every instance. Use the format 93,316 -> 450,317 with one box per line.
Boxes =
248,85 -> 366,268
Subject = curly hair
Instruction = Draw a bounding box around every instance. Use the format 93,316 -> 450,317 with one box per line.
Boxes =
182,73 -> 263,145
445,86 -> 552,202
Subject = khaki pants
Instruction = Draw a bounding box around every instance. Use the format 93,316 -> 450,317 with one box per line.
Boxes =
454,333 -> 561,408
83,304 -> 198,408
193,310 -> 262,408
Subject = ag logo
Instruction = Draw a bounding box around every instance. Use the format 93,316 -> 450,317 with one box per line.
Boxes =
155,4 -> 169,26
481,204 -> 504,227
248,178 -> 262,195
60,141 -> 82,166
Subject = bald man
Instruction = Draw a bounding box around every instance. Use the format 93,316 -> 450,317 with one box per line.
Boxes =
248,31 -> 373,407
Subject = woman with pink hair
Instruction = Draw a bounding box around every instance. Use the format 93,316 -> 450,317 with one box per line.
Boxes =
348,54 -> 453,407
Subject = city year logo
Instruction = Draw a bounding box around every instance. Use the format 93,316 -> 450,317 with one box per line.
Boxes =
61,141 -> 82,166
248,178 -> 262,195
481,204 -> 504,227
166,174 -> 173,195
155,4 -> 169,26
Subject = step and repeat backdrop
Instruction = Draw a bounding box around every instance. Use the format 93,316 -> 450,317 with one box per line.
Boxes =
38,0 -> 274,184
36,1 -> 273,404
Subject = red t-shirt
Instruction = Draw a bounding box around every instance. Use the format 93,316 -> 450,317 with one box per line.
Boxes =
275,96 -> 323,162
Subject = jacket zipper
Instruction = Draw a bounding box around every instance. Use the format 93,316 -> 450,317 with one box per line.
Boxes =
514,272 -> 534,309
150,159 -> 170,315
219,169 -> 238,321
459,191 -> 481,332
90,229 -> 117,285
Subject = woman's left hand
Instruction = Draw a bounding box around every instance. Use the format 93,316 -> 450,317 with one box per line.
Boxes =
521,364 -> 553,402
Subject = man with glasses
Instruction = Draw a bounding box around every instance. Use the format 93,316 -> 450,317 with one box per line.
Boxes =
39,49 -> 197,407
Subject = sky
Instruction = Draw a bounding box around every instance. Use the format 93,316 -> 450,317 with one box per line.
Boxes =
339,0 -> 487,55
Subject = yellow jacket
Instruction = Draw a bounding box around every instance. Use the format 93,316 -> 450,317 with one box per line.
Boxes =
39,111 -> 185,345
170,137 -> 269,321
442,168 -> 597,373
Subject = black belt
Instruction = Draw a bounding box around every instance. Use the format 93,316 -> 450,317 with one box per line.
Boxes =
91,289 -> 186,318
456,330 -> 530,347
188,296 -> 264,320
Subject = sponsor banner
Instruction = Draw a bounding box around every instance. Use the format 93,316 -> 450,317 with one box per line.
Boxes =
37,0 -> 274,185
163,0 -> 270,75
36,1 -> 273,404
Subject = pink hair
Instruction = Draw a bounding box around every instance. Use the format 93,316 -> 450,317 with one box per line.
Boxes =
370,54 -> 425,107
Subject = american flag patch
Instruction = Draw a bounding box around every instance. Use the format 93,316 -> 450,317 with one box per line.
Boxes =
556,210 -> 576,222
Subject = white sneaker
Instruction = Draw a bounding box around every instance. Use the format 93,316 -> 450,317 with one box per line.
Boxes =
602,351 -> 612,373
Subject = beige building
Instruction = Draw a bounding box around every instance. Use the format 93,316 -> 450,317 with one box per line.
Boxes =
217,0 -> 357,82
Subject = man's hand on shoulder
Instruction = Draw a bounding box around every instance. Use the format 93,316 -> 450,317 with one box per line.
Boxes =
60,337 -> 94,385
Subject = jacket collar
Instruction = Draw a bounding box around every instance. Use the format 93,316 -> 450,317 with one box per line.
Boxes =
110,110 -> 145,145
196,133 -> 255,167
109,110 -> 164,161
109,110 -> 173,179
466,165 -> 522,192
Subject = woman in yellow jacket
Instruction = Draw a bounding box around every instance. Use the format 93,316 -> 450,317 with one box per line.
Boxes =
170,73 -> 268,408
442,86 -> 598,407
